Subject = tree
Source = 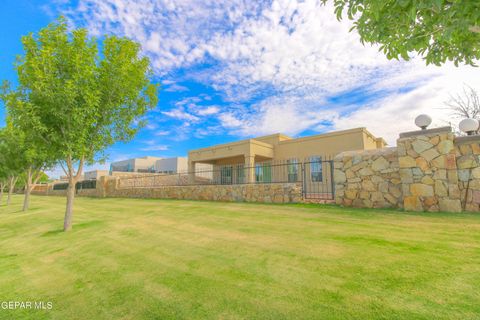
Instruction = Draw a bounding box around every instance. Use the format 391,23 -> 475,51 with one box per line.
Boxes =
2,95 -> 56,211
444,85 -> 480,134
4,18 -> 158,230
326,0 -> 480,66
0,125 -> 25,206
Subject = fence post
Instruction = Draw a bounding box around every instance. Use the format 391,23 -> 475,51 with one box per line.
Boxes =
302,162 -> 306,199
329,159 -> 335,198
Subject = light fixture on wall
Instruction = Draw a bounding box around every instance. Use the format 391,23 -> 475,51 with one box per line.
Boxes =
414,114 -> 432,130
459,118 -> 479,136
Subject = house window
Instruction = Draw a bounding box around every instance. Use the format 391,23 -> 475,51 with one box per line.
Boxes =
220,166 -> 233,184
255,162 -> 272,183
236,165 -> 245,184
310,156 -> 323,182
287,159 -> 298,182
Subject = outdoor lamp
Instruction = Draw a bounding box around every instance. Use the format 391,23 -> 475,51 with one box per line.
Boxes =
414,114 -> 432,130
459,118 -> 479,136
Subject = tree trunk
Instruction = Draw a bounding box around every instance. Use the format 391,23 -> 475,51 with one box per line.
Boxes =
63,155 -> 84,232
63,180 -> 76,231
23,191 -> 31,211
6,176 -> 17,206
22,168 -> 41,211
0,183 -> 4,204
23,168 -> 32,211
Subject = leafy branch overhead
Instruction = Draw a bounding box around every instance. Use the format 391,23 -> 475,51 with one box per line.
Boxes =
326,0 -> 480,66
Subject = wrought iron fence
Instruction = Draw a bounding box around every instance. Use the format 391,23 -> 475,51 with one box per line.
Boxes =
117,158 -> 335,199
52,180 -> 97,191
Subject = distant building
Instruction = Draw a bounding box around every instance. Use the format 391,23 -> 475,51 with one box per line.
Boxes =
154,157 -> 188,174
110,156 -> 210,174
110,156 -> 162,173
84,170 -> 109,180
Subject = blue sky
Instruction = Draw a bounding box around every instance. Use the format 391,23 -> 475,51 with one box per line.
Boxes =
1,0 -> 479,177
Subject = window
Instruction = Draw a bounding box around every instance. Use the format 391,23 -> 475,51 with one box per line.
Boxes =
236,165 -> 245,184
310,156 -> 323,182
287,159 -> 298,182
220,166 -> 233,184
255,162 -> 272,183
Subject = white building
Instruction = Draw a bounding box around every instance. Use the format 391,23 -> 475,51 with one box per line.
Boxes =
110,156 -> 161,173
154,157 -> 188,174
110,156 -> 213,175
84,170 -> 109,180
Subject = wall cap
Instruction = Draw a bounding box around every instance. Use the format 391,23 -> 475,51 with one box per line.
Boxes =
399,126 -> 452,138
334,146 -> 397,160
455,134 -> 480,145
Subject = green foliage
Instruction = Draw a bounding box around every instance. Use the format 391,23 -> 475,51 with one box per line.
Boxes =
5,17 -> 158,167
14,171 -> 49,189
0,124 -> 28,181
325,0 -> 480,66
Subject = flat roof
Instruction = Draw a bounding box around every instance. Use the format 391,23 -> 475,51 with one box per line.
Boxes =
188,127 -> 383,153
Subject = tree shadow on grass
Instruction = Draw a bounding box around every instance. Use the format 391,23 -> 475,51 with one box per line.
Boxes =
41,229 -> 64,237
41,220 -> 104,237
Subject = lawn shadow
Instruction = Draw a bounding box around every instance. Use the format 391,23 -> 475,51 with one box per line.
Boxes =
41,229 -> 64,237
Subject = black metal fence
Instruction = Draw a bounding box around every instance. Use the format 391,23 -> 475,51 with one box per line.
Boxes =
117,158 -> 335,199
53,180 -> 97,192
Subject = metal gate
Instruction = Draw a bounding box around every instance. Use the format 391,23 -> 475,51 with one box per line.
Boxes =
301,159 -> 335,200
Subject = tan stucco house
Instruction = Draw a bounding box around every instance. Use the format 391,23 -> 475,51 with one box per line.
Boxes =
188,127 -> 386,184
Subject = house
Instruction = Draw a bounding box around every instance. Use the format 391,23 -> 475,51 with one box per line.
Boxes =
187,127 -> 386,184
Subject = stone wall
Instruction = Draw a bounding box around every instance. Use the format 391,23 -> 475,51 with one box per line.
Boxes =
33,176 -> 303,204
334,147 -> 402,208
455,136 -> 480,212
397,129 -> 461,212
335,127 -> 480,212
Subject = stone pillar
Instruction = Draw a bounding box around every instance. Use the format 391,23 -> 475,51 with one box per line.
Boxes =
397,127 -> 461,212
455,136 -> 480,211
245,155 -> 255,184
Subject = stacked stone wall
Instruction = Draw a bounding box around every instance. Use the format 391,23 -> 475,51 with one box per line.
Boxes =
397,131 -> 461,212
334,147 -> 402,208
335,127 -> 480,212
32,176 -> 303,204
455,137 -> 480,212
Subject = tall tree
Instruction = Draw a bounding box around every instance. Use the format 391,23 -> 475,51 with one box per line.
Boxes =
2,94 -> 56,211
4,18 -> 158,230
326,0 -> 480,66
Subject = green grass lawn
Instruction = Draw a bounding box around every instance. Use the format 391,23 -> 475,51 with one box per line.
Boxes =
1,195 -> 480,319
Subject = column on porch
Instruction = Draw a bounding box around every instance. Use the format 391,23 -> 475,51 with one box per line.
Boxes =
188,160 -> 196,184
244,155 -> 255,184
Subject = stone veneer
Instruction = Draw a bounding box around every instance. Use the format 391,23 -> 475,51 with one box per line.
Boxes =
335,127 -> 480,212
397,129 -> 461,212
334,147 -> 402,208
456,136 -> 480,212
34,176 -> 303,204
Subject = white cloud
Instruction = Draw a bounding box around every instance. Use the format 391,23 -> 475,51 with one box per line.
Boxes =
196,106 -> 220,116
333,65 -> 480,144
154,130 -> 171,136
59,0 -> 480,141
162,108 -> 199,122
140,145 -> 169,151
